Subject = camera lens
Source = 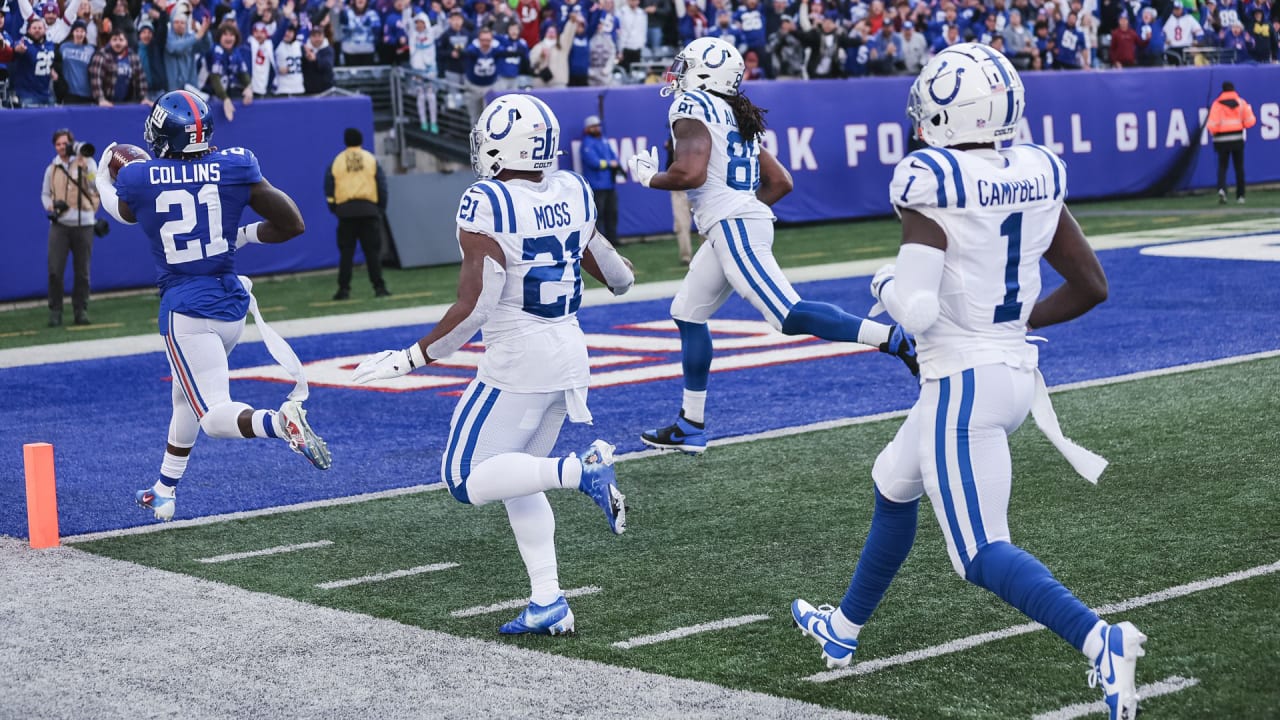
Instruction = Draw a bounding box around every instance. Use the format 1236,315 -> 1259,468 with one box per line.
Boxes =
78,142 -> 96,158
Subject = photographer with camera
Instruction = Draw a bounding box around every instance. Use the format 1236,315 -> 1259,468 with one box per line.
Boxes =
41,129 -> 102,327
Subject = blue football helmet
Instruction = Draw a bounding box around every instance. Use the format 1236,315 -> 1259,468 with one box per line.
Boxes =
144,90 -> 214,158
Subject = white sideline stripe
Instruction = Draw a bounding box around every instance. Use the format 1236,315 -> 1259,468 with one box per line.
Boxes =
612,614 -> 771,650
450,586 -> 603,618
62,348 -> 1280,545
316,562 -> 460,590
5,218 -> 1275,370
805,559 -> 1280,683
1031,676 -> 1201,720
63,483 -> 449,544
196,540 -> 334,564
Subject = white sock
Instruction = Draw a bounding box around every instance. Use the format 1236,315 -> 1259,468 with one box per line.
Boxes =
830,607 -> 863,641
1081,619 -> 1108,660
682,389 -> 707,424
504,493 -> 561,606
158,450 -> 190,488
251,410 -> 279,439
465,453 -> 578,505
152,479 -> 177,498
856,320 -> 890,348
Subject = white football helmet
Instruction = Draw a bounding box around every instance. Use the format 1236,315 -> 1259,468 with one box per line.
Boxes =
907,42 -> 1024,147
470,93 -> 560,179
662,37 -> 745,98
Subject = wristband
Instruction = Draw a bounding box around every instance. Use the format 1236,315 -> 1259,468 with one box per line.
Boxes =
236,222 -> 263,248
407,342 -> 427,368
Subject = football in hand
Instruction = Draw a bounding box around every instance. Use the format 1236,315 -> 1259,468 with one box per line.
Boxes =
107,143 -> 152,180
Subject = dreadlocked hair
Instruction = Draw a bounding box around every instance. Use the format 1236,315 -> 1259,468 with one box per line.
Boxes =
711,89 -> 768,143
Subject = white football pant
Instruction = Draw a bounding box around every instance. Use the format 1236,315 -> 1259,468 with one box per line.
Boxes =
164,311 -> 257,444
873,362 -> 1036,577
670,217 -> 802,331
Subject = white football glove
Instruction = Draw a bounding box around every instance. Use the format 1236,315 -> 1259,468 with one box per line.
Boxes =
868,263 -> 895,317
351,345 -> 426,384
96,142 -> 118,182
627,146 -> 659,187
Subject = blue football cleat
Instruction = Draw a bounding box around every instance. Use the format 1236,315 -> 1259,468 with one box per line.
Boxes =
1088,621 -> 1147,720
640,411 -> 707,454
578,439 -> 626,535
879,323 -> 919,377
135,488 -> 175,522
499,596 -> 576,636
791,599 -> 859,669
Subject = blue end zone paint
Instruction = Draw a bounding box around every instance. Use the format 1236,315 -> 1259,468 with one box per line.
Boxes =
2,247 -> 1278,537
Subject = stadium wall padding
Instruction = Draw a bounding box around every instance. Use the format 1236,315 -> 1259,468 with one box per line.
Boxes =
540,64 -> 1280,238
0,97 -> 374,302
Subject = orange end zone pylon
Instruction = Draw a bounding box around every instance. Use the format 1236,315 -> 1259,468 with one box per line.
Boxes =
23,443 -> 60,548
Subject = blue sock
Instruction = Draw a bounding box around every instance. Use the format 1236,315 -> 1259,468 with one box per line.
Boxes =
781,300 -> 867,342
676,319 -> 712,392
966,541 -> 1100,652
839,491 -> 920,625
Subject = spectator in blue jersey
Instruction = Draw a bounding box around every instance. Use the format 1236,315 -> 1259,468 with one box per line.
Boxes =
12,16 -> 57,106
302,23 -> 334,92
382,0 -> 412,64
842,19 -> 871,76
164,12 -> 211,93
734,0 -> 767,71
580,114 -> 621,243
206,24 -> 252,120
340,0 -> 381,64
565,5 -> 589,85
1221,19 -> 1255,57
975,11 -> 999,43
439,8 -> 470,85
496,20 -> 528,89
1055,11 -> 1087,67
91,28 -> 152,106
676,0 -> 707,45
137,19 -> 167,99
57,19 -> 96,102
463,25 -> 499,116
706,9 -> 744,49
931,21 -> 962,53
864,20 -> 901,74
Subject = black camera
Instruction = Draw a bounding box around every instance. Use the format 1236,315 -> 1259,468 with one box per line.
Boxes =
47,200 -> 70,222
72,141 -> 96,158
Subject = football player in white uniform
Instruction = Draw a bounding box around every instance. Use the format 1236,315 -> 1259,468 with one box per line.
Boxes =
352,93 -> 634,636
627,36 -> 918,454
789,44 -> 1146,720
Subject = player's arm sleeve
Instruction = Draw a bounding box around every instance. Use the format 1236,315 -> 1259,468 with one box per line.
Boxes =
878,241 -> 945,335
98,164 -> 137,225
585,232 -> 634,296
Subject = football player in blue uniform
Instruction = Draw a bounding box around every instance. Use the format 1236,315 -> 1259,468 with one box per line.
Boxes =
627,37 -> 917,454
96,89 -> 331,523
789,45 -> 1146,720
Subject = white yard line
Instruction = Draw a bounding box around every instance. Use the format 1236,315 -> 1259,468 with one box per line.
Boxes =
195,540 -> 334,564
63,483 -> 448,544
62,348 -> 1280,545
805,560 -> 1280,683
612,614 -> 771,650
4,219 -> 1275,371
1031,676 -> 1201,720
315,562 -> 460,590
450,586 -> 603,618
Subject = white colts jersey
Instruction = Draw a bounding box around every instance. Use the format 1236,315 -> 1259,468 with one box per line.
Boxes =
889,144 -> 1068,379
455,171 -> 599,393
669,89 -> 774,231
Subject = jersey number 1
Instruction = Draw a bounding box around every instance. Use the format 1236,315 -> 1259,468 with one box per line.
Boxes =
993,211 -> 1023,323
157,184 -> 227,264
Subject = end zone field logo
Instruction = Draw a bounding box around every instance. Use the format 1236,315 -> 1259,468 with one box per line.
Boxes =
229,320 -> 877,393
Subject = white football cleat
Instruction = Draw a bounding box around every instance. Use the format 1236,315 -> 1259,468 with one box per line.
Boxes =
791,599 -> 858,669
1088,621 -> 1147,720
278,400 -> 332,470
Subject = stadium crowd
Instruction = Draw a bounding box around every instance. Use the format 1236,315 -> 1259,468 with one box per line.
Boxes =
0,0 -> 1275,108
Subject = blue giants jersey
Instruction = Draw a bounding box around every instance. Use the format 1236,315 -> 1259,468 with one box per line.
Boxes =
116,147 -> 263,331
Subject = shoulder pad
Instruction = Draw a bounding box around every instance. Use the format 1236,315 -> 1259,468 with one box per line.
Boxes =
670,90 -> 723,125
891,148 -> 967,210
